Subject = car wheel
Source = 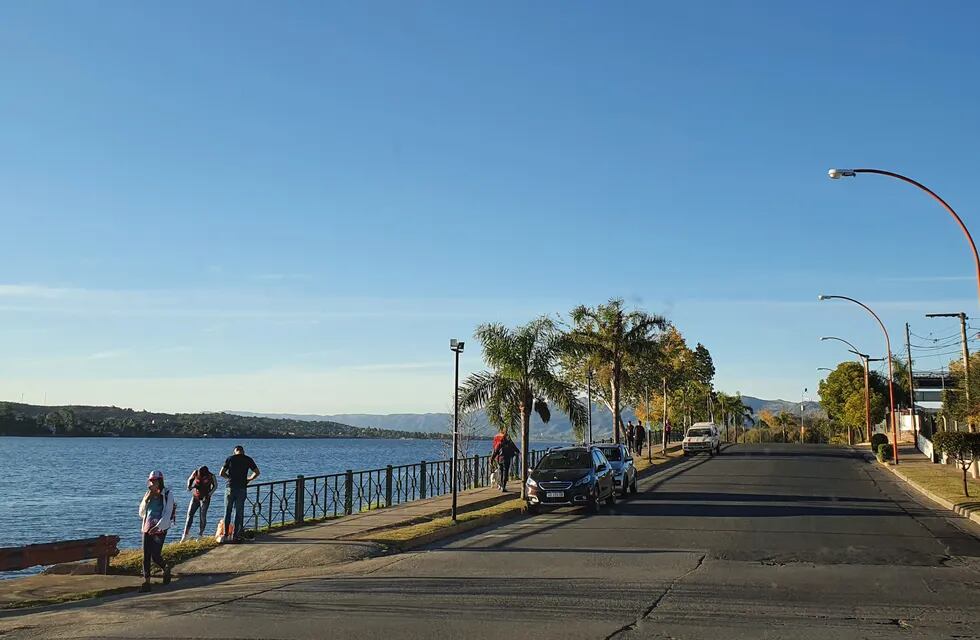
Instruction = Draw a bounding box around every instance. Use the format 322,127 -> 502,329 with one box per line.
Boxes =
607,488 -> 616,506
709,448 -> 714,457
716,444 -> 721,455
590,490 -> 602,514
630,477 -> 638,494
526,502 -> 539,515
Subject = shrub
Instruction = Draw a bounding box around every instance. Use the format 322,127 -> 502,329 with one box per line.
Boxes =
876,443 -> 893,462
870,432 -> 888,453
933,432 -> 980,497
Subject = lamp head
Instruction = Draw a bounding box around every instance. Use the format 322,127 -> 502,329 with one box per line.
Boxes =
828,168 -> 856,180
817,295 -> 826,301
450,339 -> 464,352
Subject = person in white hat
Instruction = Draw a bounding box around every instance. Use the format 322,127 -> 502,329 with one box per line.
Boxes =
138,470 -> 176,592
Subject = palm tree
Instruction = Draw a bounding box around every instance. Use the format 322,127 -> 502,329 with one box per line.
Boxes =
460,318 -> 587,498
565,299 -> 666,443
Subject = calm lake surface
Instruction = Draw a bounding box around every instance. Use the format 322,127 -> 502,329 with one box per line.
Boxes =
0,436 -> 568,577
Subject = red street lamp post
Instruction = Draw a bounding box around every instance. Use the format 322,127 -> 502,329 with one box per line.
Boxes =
818,295 -> 899,463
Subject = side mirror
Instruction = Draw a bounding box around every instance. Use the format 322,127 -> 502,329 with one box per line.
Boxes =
596,463 -> 607,472
626,457 -> 633,463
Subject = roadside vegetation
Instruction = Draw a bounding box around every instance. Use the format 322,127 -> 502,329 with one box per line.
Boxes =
110,538 -> 218,576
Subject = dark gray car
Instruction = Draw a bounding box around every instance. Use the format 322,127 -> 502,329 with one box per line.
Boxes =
592,444 -> 637,496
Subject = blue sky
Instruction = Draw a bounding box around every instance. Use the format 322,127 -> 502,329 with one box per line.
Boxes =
1,1 -> 979,413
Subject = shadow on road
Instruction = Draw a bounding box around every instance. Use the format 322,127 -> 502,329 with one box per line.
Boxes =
645,491 -> 889,504
611,502 -> 900,518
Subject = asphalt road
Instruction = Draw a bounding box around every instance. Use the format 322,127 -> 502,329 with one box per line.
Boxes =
5,444 -> 980,639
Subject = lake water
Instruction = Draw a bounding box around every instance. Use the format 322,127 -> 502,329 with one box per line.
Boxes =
0,436 -> 569,577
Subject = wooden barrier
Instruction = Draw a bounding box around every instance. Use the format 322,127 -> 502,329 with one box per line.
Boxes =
0,535 -> 121,574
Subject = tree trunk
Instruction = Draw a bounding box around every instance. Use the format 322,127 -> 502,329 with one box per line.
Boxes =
520,401 -> 531,499
964,465 -> 971,498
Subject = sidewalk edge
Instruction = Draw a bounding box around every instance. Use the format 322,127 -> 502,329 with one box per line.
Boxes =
876,459 -> 980,527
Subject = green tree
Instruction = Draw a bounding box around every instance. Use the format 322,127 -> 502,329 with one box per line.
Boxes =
818,361 -> 887,442
460,318 -> 587,498
933,432 -> 980,496
564,299 -> 666,443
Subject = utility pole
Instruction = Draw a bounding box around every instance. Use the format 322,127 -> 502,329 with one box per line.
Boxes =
905,323 -> 918,444
800,388 -> 807,444
926,312 -> 972,432
662,376 -> 668,454
587,369 -> 593,445
646,386 -> 652,463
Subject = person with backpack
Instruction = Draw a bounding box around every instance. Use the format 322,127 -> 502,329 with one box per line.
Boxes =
138,470 -> 175,593
492,434 -> 520,492
181,465 -> 216,542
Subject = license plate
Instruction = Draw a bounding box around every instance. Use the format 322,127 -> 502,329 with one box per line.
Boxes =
546,491 -> 564,498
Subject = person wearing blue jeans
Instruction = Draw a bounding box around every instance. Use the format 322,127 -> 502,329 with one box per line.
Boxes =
219,445 -> 260,542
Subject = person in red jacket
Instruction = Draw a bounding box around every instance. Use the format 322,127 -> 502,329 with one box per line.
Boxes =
491,432 -> 519,492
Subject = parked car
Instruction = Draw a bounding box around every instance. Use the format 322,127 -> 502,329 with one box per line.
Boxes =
525,446 -> 616,513
592,443 -> 637,496
682,422 -> 721,456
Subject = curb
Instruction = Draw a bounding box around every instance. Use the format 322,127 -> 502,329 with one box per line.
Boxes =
876,459 -> 980,528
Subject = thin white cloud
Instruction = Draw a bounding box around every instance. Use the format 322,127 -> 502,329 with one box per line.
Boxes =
348,361 -> 445,372
86,349 -> 128,360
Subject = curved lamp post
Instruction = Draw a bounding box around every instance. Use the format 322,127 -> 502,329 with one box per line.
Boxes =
820,335 -> 874,443
818,295 -> 898,462
829,168 -> 980,306
817,367 -> 833,372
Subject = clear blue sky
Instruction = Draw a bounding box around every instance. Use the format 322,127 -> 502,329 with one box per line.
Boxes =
2,1 -> 979,413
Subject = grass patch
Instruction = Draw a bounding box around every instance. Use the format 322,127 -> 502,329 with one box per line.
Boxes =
893,460 -> 980,507
364,498 -> 526,545
110,538 -> 218,576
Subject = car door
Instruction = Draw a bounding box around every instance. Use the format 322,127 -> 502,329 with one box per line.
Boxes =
592,450 -> 611,497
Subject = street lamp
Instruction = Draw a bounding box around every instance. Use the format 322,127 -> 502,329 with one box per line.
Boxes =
817,367 -> 833,372
449,338 -> 465,522
820,336 -> 874,443
818,295 -> 899,462
828,168 -> 980,306
800,388 -> 807,444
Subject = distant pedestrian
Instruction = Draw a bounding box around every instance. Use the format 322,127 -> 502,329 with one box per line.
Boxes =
625,421 -> 635,452
219,445 -> 260,543
664,420 -> 672,450
138,470 -> 175,593
181,465 -> 217,542
635,420 -> 646,455
492,433 -> 519,492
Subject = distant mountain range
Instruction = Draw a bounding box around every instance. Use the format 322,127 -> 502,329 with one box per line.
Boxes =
232,396 -> 826,441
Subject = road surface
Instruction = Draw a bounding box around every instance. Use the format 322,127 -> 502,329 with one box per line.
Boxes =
4,444 -> 980,639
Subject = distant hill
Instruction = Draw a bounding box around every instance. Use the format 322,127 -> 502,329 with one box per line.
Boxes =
232,396 -> 824,440
0,401 -> 445,440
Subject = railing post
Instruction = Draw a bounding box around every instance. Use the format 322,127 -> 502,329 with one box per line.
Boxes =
294,475 -> 305,525
344,470 -> 353,515
420,461 -> 427,499
385,465 -> 393,507
473,455 -> 480,488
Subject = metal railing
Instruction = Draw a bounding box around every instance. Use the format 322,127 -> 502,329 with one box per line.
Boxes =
242,447 -> 553,532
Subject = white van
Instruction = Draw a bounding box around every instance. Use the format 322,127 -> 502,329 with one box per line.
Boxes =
682,422 -> 721,456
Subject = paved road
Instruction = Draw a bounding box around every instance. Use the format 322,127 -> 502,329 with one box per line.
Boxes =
5,444 -> 980,639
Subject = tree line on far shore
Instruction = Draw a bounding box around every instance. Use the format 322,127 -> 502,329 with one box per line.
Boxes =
0,402 -> 446,440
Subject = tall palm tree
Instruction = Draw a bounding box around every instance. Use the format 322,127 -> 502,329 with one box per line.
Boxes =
460,318 -> 587,498
565,300 -> 666,443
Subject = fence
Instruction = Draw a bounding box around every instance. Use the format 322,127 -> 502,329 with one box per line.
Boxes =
242,447 -> 552,532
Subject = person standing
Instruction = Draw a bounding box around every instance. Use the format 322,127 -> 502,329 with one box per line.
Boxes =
181,465 -> 217,542
635,420 -> 646,455
138,470 -> 175,593
219,445 -> 260,543
625,421 -> 635,452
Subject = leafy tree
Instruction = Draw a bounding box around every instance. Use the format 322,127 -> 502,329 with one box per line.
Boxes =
692,344 -> 716,387
460,318 -> 587,497
933,432 -> 980,496
818,361 -> 887,442
564,299 -> 666,443
941,353 -> 980,428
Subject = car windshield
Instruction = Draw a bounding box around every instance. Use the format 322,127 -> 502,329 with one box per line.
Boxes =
688,428 -> 712,437
538,450 -> 592,470
597,447 -> 622,461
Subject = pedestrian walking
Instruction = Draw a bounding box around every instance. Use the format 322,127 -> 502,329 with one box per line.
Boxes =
492,433 -> 519,492
138,470 -> 175,593
625,421 -> 635,452
635,420 -> 646,455
181,465 -> 217,542
219,445 -> 260,543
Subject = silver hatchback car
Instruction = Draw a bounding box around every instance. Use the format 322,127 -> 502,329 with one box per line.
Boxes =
591,444 -> 637,496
